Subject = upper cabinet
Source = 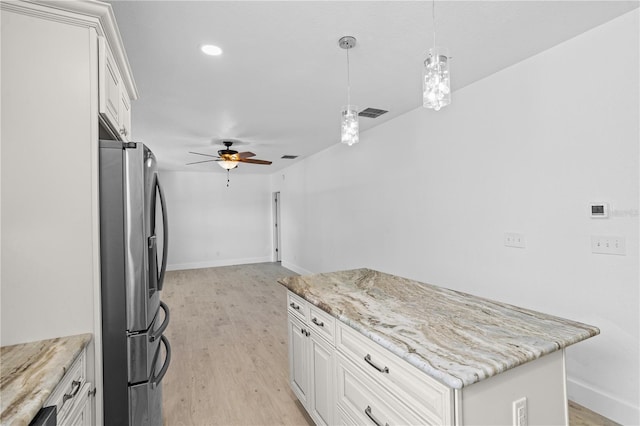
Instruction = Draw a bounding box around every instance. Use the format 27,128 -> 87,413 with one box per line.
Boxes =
1,0 -> 138,423
99,37 -> 132,141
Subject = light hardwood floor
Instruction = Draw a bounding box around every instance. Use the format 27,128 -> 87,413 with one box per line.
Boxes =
161,263 -> 618,426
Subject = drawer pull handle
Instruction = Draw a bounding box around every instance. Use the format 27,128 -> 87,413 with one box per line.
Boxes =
364,354 -> 389,373
300,328 -> 310,337
312,317 -> 324,327
365,405 -> 388,426
289,302 -> 300,310
62,380 -> 82,406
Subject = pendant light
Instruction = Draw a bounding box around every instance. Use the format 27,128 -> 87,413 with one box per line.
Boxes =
423,0 -> 451,111
339,36 -> 359,146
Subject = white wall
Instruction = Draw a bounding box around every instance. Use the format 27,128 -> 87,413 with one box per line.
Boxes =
161,170 -> 273,270
271,10 -> 639,425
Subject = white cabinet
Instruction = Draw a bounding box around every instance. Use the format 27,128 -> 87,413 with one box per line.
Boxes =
44,347 -> 94,426
119,88 -> 132,140
285,290 -> 570,426
309,333 -> 334,426
336,321 -> 453,425
65,383 -> 93,426
99,37 -> 132,141
286,291 -> 451,425
336,322 -> 453,425
288,316 -> 310,407
286,292 -> 334,426
0,1 -> 138,422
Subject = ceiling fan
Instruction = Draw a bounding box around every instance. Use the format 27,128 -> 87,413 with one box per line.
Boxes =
187,141 -> 272,186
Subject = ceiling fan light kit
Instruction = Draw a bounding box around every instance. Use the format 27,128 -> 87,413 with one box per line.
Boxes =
217,160 -> 238,170
187,141 -> 272,187
423,0 -> 451,111
339,36 -> 359,147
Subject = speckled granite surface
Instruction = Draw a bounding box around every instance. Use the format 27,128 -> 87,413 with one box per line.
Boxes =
279,268 -> 599,389
0,333 -> 91,426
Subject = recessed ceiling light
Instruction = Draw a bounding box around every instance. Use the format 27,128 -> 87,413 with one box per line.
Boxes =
201,44 -> 222,56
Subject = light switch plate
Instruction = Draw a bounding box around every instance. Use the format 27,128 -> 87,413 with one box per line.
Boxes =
591,236 -> 626,255
505,233 -> 526,248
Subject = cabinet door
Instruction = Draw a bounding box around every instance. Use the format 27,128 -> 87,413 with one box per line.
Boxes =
310,334 -> 334,426
288,315 -> 310,408
98,37 -> 121,132
119,89 -> 131,141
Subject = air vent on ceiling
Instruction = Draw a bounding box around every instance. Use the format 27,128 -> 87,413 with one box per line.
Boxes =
281,155 -> 298,159
359,108 -> 388,118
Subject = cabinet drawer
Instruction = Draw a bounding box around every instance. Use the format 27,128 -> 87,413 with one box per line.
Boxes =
62,382 -> 92,426
287,291 -> 308,322
336,405 -> 359,426
309,305 -> 335,344
336,322 -> 452,425
44,350 -> 86,422
336,353 -> 424,426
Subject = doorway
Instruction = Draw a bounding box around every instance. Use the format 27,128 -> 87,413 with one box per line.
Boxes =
273,191 -> 281,262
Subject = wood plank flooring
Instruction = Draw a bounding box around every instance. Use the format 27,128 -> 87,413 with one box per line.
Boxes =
161,263 -> 618,426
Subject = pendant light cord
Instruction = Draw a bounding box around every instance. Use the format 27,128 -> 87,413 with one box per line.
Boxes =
346,47 -> 351,106
432,0 -> 436,49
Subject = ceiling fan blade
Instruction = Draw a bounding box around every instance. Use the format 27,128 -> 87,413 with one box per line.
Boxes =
238,158 -> 272,165
186,159 -> 217,165
237,151 -> 256,158
188,151 -> 219,159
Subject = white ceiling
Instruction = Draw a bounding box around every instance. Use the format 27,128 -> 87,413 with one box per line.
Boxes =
110,1 -> 638,174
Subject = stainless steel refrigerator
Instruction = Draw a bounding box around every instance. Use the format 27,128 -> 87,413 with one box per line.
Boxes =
99,140 -> 171,425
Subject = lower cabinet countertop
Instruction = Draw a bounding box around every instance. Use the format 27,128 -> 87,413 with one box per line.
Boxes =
0,333 -> 92,426
278,268 -> 599,389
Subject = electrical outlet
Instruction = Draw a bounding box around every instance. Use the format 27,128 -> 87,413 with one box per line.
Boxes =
513,397 -> 527,426
591,236 -> 626,255
504,233 -> 526,248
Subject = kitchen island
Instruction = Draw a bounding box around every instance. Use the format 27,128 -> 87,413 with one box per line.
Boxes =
279,268 -> 599,426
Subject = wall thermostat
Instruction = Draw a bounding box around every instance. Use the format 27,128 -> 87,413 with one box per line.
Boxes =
590,202 -> 609,218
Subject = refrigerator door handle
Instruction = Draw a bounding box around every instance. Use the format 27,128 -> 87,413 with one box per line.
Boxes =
156,177 -> 169,291
150,301 -> 170,342
152,335 -> 171,388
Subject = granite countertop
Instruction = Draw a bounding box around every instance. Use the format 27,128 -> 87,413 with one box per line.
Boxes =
279,268 -> 599,389
0,333 -> 92,426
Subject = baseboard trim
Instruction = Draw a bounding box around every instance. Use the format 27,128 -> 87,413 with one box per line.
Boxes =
280,261 -> 314,276
567,377 -> 639,425
167,257 -> 273,271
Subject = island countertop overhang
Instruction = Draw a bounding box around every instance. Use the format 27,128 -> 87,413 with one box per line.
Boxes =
278,268 -> 599,389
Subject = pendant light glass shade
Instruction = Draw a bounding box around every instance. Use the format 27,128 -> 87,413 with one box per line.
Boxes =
218,160 -> 238,170
341,105 -> 359,146
339,36 -> 358,146
423,47 -> 451,111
